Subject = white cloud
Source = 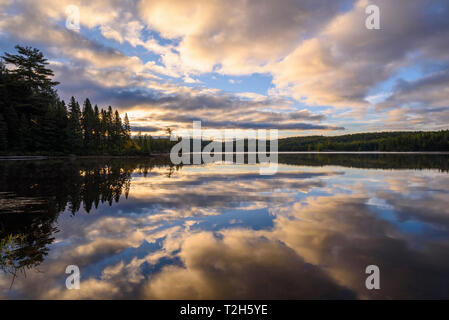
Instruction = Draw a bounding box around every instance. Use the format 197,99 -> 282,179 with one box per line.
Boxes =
1,0 -> 448,132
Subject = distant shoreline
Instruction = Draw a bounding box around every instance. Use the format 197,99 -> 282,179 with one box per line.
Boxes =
1,151 -> 449,161
0,154 -> 171,161
184,151 -> 449,154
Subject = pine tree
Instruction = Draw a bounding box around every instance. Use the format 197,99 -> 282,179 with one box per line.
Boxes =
67,97 -> 83,154
55,100 -> 69,152
105,106 -> 113,152
1,46 -> 61,152
99,109 -> 107,153
93,105 -> 101,153
2,46 -> 59,116
123,113 -> 131,139
82,98 -> 95,152
2,46 -> 59,94
113,110 -> 123,152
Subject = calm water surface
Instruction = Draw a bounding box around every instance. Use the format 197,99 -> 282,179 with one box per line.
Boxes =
1,154 -> 449,299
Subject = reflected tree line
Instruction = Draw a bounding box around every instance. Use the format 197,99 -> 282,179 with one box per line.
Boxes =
278,153 -> 449,172
0,154 -> 448,284
0,157 -> 177,281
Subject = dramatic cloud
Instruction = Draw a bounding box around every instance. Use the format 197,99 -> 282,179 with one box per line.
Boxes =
138,0 -> 348,74
377,70 -> 449,129
270,0 -> 449,108
1,0 -> 448,133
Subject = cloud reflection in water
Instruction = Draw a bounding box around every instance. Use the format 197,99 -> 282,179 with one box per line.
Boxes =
1,155 -> 449,299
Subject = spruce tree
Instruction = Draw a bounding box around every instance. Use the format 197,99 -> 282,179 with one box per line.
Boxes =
124,113 -> 131,139
55,100 -> 69,152
82,98 -> 95,152
113,110 -> 123,152
93,105 -> 101,153
105,106 -> 113,152
100,109 -> 107,153
67,97 -> 83,154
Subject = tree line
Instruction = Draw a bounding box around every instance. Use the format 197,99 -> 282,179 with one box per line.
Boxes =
278,131 -> 449,152
0,45 -> 176,155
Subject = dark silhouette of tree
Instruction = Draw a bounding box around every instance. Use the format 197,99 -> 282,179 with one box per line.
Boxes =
0,114 -> 7,151
0,157 -> 177,281
278,131 -> 449,152
124,114 -> 131,136
113,110 -> 123,152
82,98 -> 95,152
67,97 -> 83,154
93,104 -> 101,150
2,46 -> 59,91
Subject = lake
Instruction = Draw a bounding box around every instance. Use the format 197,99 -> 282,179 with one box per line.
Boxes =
1,154 -> 449,299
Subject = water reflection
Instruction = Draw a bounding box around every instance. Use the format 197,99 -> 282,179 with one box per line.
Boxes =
0,154 -> 448,299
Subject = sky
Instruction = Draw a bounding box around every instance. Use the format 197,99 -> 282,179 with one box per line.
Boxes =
0,0 -> 448,137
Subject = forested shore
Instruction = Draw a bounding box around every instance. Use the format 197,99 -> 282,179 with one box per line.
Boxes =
0,46 -> 175,156
278,131 -> 449,152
